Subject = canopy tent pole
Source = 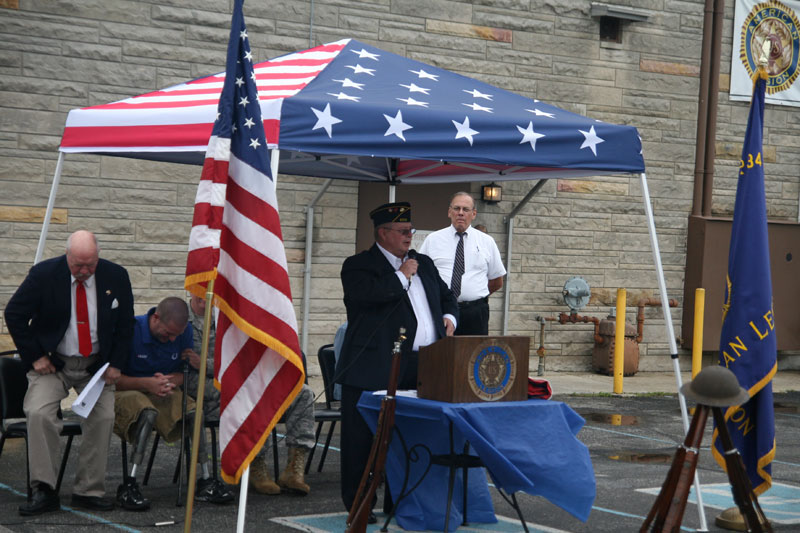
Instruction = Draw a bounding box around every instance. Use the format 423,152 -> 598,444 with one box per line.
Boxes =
389,184 -> 396,202
640,172 -> 708,531
300,178 -> 333,355
502,179 -> 547,334
34,151 -> 65,265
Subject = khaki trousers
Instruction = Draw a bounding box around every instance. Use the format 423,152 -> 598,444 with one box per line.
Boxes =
23,354 -> 115,497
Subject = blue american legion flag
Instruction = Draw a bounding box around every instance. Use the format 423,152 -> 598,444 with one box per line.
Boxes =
184,0 -> 304,484
711,72 -> 777,495
61,40 -> 643,182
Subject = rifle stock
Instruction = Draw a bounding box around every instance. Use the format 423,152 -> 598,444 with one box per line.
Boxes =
345,328 -> 406,533
711,407 -> 772,533
641,405 -> 708,533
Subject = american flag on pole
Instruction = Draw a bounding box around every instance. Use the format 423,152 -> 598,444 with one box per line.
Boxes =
184,0 -> 304,484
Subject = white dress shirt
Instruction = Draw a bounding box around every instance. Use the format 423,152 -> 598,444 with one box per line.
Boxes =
376,243 -> 455,351
57,274 -> 99,356
419,225 -> 506,302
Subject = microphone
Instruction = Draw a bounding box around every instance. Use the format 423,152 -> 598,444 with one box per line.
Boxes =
405,250 -> 417,287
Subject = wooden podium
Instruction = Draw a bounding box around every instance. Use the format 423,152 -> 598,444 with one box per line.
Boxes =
417,336 -> 530,403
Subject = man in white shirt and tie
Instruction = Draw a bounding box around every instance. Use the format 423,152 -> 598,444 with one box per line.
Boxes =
420,192 -> 506,335
5,230 -> 134,515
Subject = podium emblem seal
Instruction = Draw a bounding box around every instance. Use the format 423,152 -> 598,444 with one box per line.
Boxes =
468,341 -> 516,401
740,0 -> 800,94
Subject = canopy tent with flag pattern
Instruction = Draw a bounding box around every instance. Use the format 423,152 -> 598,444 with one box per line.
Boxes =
38,35 -> 708,527
58,38 -> 644,181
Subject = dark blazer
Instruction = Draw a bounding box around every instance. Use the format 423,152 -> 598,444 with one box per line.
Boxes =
336,245 -> 458,390
4,255 -> 134,374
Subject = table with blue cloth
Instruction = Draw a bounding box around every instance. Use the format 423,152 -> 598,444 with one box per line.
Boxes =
357,392 -> 596,531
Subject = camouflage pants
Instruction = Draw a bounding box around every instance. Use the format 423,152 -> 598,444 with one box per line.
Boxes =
184,370 -> 220,419
261,384 -> 316,453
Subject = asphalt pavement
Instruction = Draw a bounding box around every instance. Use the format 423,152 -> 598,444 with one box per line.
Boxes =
1,370 -> 798,533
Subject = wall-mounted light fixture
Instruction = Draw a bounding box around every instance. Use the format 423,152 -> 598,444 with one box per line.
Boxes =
481,182 -> 502,204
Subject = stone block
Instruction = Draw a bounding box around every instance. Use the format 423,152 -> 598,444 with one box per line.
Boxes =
150,4 -> 231,27
0,89 -> 60,111
557,179 -> 627,196
23,53 -> 155,88
379,27 -> 485,54
391,0 -> 472,23
0,206 -> 67,224
101,21 -> 185,45
640,59 -> 699,77
135,220 -> 192,244
0,106 -> 67,136
321,206 -> 357,229
426,20 -> 512,43
62,42 -> 121,62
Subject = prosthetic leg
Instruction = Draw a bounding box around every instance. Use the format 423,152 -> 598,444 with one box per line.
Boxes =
117,408 -> 157,511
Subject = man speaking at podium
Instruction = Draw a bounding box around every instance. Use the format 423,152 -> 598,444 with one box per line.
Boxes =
336,201 -> 458,519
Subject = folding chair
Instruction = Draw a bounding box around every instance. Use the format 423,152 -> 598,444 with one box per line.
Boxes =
0,355 -> 82,501
305,344 -> 341,473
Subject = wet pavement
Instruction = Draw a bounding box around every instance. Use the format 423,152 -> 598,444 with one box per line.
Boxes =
0,371 -> 798,532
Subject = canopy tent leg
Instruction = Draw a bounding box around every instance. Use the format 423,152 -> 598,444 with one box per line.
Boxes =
502,179 -> 547,335
34,151 -> 65,265
300,178 -> 333,355
640,172 -> 709,531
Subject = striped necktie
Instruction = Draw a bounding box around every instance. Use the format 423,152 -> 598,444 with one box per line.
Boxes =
451,232 -> 465,299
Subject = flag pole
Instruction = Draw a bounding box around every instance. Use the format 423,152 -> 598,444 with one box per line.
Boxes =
236,467 -> 251,533
183,279 -> 215,532
640,172 -> 709,530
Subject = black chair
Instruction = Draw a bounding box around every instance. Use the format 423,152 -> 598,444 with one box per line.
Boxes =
0,355 -> 82,501
304,343 -> 341,474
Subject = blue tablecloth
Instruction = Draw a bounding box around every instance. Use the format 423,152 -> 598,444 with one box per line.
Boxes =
358,393 -> 596,531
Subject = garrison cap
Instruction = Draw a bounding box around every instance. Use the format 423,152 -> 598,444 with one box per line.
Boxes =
370,202 -> 411,227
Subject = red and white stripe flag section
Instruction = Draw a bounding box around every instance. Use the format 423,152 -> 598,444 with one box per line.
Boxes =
185,0 -> 304,485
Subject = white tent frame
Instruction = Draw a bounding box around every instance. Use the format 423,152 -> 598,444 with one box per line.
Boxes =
35,142 -> 708,531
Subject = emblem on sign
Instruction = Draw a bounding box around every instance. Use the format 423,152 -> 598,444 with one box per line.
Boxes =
740,0 -> 800,94
467,341 -> 516,401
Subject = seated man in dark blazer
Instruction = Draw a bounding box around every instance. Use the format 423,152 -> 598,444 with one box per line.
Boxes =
336,202 -> 458,522
5,230 -> 134,515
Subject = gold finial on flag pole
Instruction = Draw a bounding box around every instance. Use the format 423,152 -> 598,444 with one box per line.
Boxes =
755,39 -> 771,82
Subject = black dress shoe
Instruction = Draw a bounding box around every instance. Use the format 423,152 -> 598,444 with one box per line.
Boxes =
367,511 -> 377,524
71,494 -> 115,511
19,485 -> 60,516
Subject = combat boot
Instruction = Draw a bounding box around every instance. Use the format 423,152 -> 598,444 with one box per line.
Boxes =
278,447 -> 310,495
249,455 -> 280,495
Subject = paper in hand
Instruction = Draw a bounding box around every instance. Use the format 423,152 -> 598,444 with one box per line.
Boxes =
72,362 -> 110,418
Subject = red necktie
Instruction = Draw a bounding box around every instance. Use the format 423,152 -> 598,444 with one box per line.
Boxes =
76,280 -> 92,357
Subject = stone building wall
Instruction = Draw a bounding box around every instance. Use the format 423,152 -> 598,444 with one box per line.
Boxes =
1,0 -> 798,378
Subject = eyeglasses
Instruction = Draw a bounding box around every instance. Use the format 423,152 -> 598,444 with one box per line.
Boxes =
384,227 -> 416,236
449,206 -> 475,213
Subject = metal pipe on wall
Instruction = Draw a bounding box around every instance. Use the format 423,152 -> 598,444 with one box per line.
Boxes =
701,0 -> 725,217
501,179 -> 547,334
300,178 -> 333,355
691,0 -> 715,217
